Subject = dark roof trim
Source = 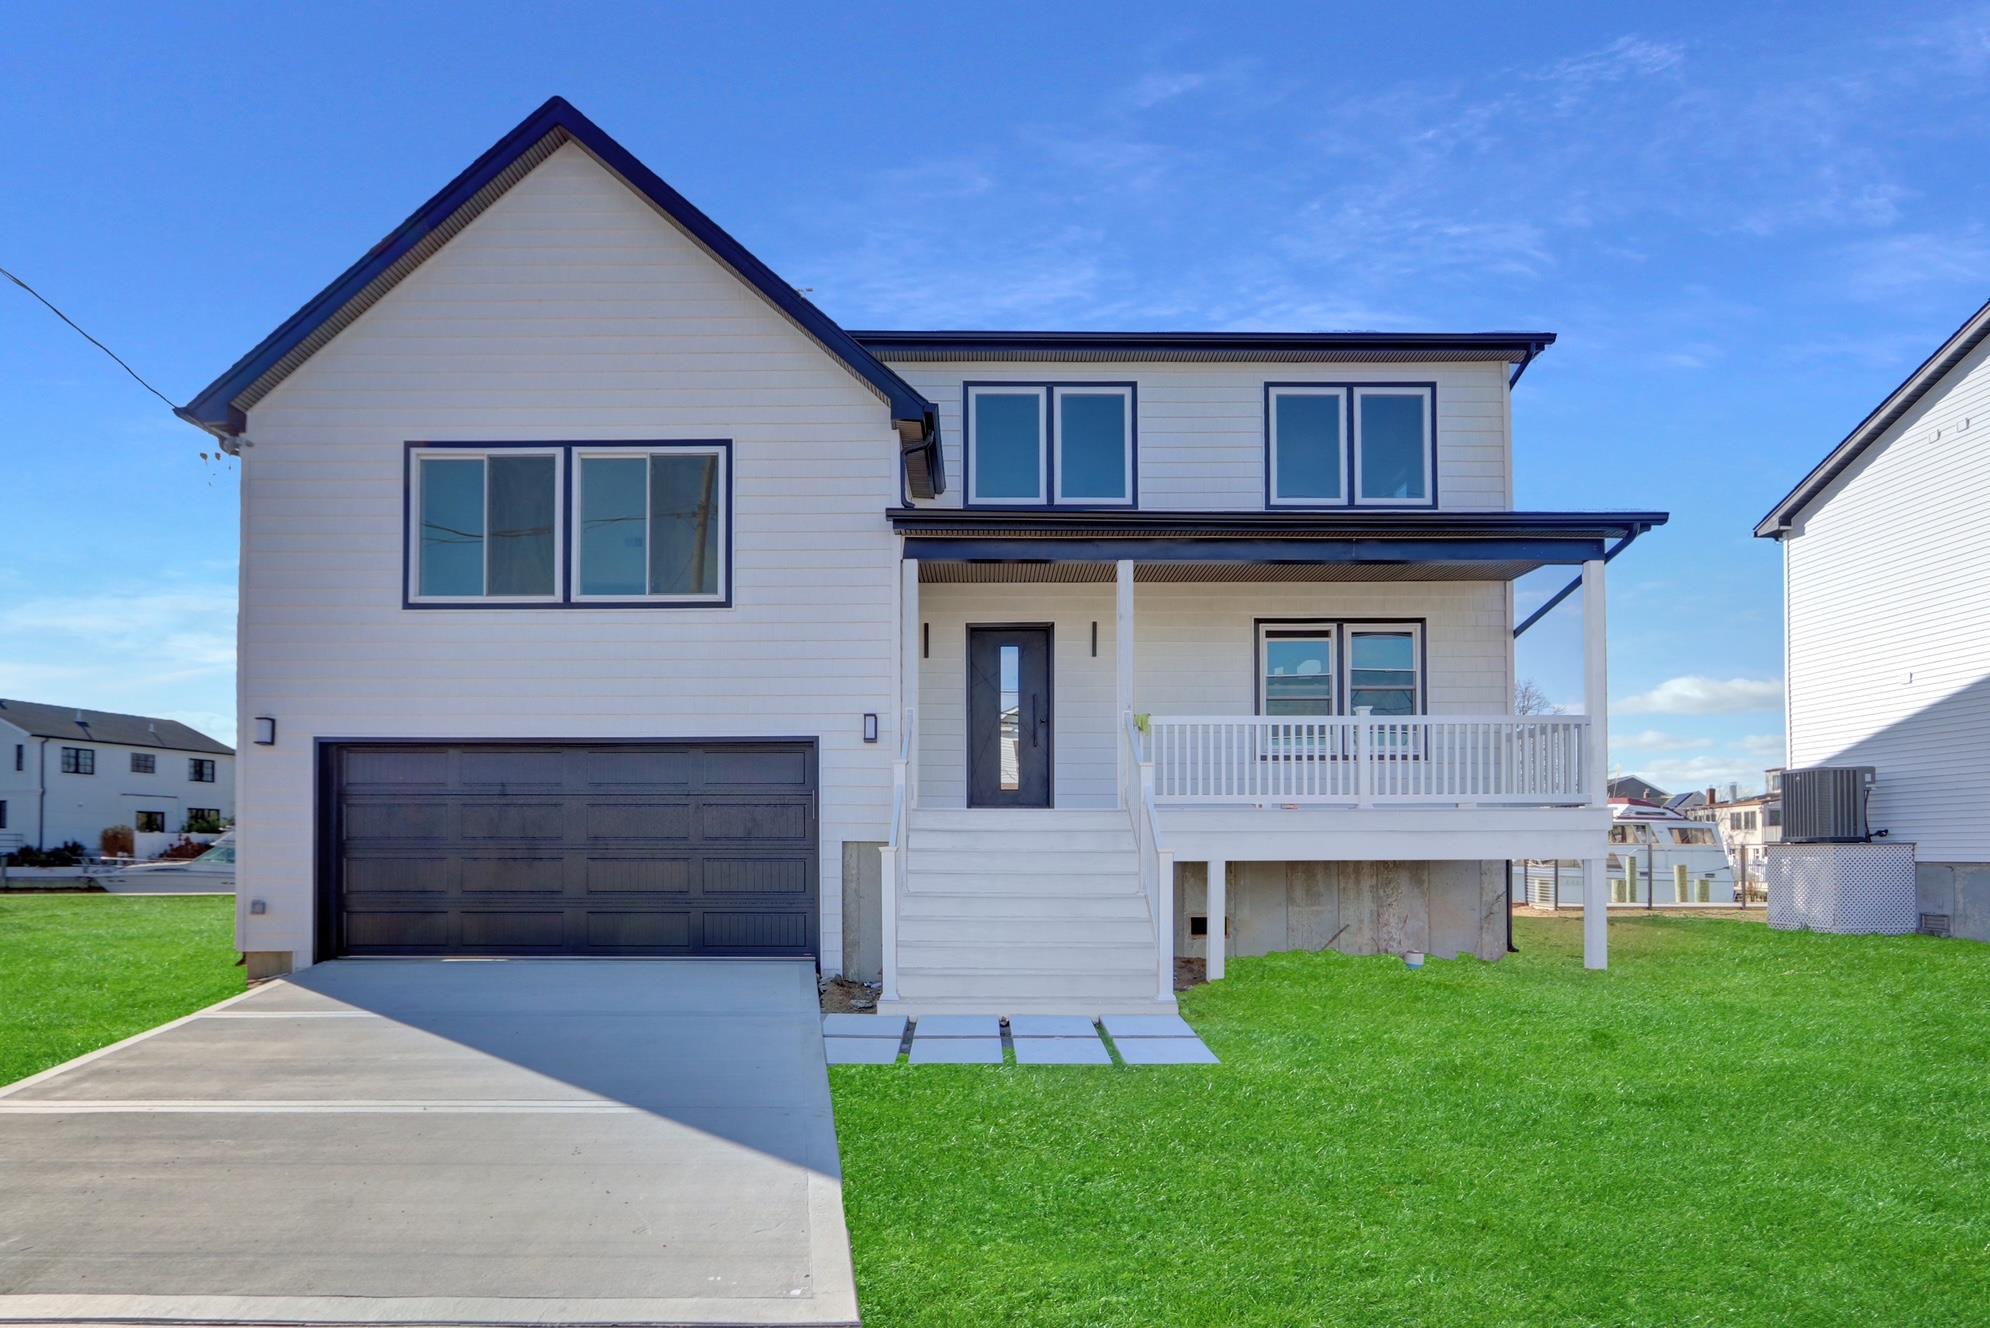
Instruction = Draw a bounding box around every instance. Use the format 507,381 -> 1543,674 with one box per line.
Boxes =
890,507 -> 1665,542
901,534 -> 1608,568
854,329 -> 1555,365
178,96 -> 943,494
1755,295 -> 1990,538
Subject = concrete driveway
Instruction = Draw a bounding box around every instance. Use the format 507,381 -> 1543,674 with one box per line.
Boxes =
0,959 -> 857,1326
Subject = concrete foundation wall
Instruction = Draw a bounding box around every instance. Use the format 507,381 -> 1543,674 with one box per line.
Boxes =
841,842 -> 884,982
1175,860 -> 1508,963
1915,862 -> 1990,942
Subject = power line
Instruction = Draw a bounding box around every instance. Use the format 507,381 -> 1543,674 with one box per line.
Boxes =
1,264 -> 179,412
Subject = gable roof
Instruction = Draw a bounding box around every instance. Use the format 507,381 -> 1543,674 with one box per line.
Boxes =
177,96 -> 945,495
0,699 -> 233,754
1756,295 -> 1990,537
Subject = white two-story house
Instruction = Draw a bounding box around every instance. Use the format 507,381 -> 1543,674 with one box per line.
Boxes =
177,98 -> 1663,1006
1758,294 -> 1990,942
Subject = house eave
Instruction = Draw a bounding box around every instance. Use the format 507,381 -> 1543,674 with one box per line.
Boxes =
855,329 -> 1556,366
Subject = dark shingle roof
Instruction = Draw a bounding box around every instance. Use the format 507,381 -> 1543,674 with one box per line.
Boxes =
0,699 -> 233,755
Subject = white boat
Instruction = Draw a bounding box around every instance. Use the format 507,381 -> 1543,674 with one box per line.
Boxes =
1523,799 -> 1738,908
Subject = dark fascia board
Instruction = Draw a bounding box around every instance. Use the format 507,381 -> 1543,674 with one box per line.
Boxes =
901,534 -> 1607,567
177,95 -> 942,487
853,329 -> 1556,359
888,507 -> 1665,541
1755,294 -> 1990,538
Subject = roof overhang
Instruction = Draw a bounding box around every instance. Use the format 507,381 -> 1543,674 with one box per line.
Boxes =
177,97 -> 945,496
854,329 -> 1555,368
890,508 -> 1665,582
1755,295 -> 1990,538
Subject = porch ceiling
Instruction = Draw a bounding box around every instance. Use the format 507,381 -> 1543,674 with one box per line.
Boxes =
892,508 -> 1666,583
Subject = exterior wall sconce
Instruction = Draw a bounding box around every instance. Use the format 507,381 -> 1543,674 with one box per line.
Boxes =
254,716 -> 277,746
863,713 -> 879,744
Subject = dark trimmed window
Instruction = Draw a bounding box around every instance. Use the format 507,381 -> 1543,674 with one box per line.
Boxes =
131,753 -> 156,774
1267,383 -> 1435,508
189,758 -> 217,783
135,810 -> 166,833
61,747 -> 94,775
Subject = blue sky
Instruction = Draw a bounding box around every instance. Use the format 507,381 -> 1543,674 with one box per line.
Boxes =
5,2 -> 1988,794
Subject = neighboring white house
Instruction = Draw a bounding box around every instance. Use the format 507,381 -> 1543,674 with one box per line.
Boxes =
1687,771 -> 1782,899
1757,294 -> 1990,942
0,699 -> 234,856
175,97 -> 1665,1004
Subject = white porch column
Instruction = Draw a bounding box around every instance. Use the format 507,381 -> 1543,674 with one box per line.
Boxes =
901,557 -> 920,787
1116,559 -> 1135,806
1206,858 -> 1227,981
1582,558 -> 1608,971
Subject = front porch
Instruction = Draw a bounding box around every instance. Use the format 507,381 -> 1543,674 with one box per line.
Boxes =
877,508 -> 1662,1010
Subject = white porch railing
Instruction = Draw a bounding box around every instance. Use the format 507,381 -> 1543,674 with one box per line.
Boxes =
1148,715 -> 1589,806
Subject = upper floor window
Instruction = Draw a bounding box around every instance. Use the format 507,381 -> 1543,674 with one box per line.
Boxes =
61,746 -> 94,775
131,753 -> 156,774
1267,383 -> 1435,508
406,442 -> 730,608
13,743 -> 21,772
966,383 -> 1134,507
189,758 -> 217,783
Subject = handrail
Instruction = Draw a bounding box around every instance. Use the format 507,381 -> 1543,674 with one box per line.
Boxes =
1124,710 -> 1175,1002
879,706 -> 912,1004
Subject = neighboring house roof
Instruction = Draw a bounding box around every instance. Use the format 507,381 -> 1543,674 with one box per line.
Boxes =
0,699 -> 233,754
176,96 -> 946,496
1756,294 -> 1990,537
1666,791 -> 1708,811
1608,775 -> 1669,800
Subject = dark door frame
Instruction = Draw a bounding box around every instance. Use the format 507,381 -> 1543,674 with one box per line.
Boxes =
964,623 -> 1055,808
312,736 -> 819,963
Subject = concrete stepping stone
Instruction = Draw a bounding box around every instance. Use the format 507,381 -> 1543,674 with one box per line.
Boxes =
1013,1036 -> 1111,1066
912,1015 -> 1001,1038
1007,1015 -> 1099,1038
1100,1014 -> 1197,1039
909,1037 -> 1002,1065
1115,1036 -> 1219,1066
822,1014 -> 907,1040
825,1039 -> 901,1065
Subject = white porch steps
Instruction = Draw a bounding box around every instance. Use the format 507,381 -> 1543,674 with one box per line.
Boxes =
880,808 -> 1175,1017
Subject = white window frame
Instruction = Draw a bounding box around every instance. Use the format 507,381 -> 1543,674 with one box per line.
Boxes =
407,447 -> 566,606
1343,622 -> 1424,716
1267,386 -> 1350,507
966,385 -> 1050,506
1051,385 -> 1135,506
1351,386 -> 1435,507
571,445 -> 730,605
1255,621 -> 1341,717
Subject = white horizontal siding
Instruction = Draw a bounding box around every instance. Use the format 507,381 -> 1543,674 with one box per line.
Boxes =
917,580 -> 1512,808
1784,335 -> 1990,861
236,143 -> 902,966
891,360 -> 1512,512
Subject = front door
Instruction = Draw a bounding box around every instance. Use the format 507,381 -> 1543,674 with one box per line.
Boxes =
967,626 -> 1052,807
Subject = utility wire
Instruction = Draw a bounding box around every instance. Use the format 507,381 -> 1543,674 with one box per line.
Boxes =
2,264 -> 179,411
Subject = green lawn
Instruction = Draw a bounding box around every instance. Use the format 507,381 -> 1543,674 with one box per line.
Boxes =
0,894 -> 243,1086
831,917 -> 1990,1326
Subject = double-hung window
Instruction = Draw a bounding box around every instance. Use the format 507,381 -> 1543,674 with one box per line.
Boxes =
1267,383 -> 1435,507
1256,621 -> 1424,754
967,383 -> 1134,506
131,753 -> 155,774
61,746 -> 94,775
406,442 -> 731,607
189,758 -> 217,783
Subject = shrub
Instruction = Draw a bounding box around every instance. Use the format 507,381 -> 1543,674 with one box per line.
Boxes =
4,841 -> 88,868
183,812 -> 228,834
101,825 -> 135,858
159,837 -> 210,861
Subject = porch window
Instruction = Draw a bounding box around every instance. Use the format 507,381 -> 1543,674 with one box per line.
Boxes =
1347,628 -> 1419,716
968,383 -> 1134,506
1254,621 -> 1424,721
1259,628 -> 1337,716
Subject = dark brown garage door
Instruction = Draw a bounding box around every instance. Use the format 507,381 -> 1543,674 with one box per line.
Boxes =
322,742 -> 817,957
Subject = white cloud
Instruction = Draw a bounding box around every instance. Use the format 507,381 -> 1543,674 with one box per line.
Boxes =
1617,729 -> 1716,752
1615,676 -> 1783,716
1628,753 -> 1780,797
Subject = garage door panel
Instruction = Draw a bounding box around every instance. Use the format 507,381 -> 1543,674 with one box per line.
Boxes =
585,858 -> 692,893
331,743 -> 815,958
584,802 -> 693,840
